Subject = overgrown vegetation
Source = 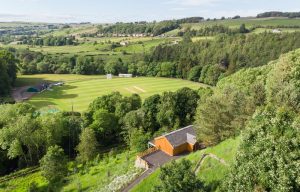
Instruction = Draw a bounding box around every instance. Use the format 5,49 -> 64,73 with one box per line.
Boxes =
0,50 -> 18,99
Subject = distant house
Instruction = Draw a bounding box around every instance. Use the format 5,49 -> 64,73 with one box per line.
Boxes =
120,41 -> 129,46
148,125 -> 198,156
107,74 -> 113,79
272,29 -> 282,33
119,73 -> 133,78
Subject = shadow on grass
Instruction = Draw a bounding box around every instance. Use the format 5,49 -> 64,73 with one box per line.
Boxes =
28,100 -> 58,110
15,77 -> 57,87
204,180 -> 221,192
49,85 -> 78,99
32,85 -> 78,99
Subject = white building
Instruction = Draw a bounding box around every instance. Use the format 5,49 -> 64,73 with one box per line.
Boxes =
119,74 -> 133,78
107,74 -> 113,79
272,29 -> 282,33
120,41 -> 129,46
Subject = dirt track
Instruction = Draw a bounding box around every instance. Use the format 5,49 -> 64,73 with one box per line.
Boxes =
11,86 -> 35,102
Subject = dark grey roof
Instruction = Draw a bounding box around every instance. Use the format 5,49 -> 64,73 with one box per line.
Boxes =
162,125 -> 196,148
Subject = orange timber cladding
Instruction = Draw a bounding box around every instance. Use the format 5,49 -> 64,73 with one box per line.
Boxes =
154,137 -> 194,156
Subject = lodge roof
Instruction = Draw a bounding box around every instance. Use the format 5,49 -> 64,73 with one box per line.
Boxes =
158,125 -> 197,148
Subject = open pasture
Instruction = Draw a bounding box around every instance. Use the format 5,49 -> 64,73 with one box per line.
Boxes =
3,37 -> 171,56
183,18 -> 300,29
16,74 -> 206,112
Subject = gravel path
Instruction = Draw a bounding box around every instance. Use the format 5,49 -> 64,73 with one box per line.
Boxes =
11,86 -> 35,102
122,150 -> 182,192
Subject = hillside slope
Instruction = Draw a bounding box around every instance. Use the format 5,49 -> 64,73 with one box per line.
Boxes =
131,137 -> 240,192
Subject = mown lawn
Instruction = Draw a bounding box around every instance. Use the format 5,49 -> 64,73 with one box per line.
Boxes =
131,137 -> 240,192
16,74 -> 207,112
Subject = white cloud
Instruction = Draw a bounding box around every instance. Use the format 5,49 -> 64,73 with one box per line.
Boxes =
0,13 -> 86,23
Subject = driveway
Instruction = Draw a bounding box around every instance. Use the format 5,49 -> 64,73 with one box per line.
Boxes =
142,150 -> 177,167
11,86 -> 35,102
122,150 -> 181,192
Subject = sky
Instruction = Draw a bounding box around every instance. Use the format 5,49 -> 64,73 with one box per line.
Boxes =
0,0 -> 299,23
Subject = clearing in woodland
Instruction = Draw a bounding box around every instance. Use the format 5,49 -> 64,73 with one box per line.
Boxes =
16,74 -> 207,112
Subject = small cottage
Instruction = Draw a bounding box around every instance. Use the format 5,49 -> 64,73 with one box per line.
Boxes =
148,125 -> 198,156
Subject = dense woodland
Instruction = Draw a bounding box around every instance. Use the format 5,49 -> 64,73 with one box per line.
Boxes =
97,17 -> 204,36
0,50 -> 18,101
19,36 -> 77,46
5,32 -> 300,87
98,20 -> 179,36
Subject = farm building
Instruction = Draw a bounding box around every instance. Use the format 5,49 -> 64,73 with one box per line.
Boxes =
272,29 -> 282,33
119,74 -> 133,78
107,74 -> 113,79
148,125 -> 198,156
120,41 -> 129,46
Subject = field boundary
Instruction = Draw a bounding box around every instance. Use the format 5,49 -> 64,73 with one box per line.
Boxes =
0,167 -> 40,183
194,153 -> 228,174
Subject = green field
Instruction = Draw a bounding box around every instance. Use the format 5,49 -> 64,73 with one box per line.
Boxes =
3,37 -> 172,56
183,18 -> 300,29
16,74 -> 207,112
131,137 -> 240,192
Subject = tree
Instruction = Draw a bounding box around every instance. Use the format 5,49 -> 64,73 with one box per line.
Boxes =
157,92 -> 177,129
222,106 -> 300,191
88,92 -> 123,113
0,61 -> 10,96
265,50 -> 300,112
158,62 -> 176,77
127,128 -> 151,152
154,159 -> 203,192
76,128 -> 98,163
0,50 -> 18,96
239,23 -> 248,33
40,145 -> 67,185
195,86 -> 254,145
175,87 -> 199,126
104,58 -> 124,75
89,109 -> 120,145
142,94 -> 161,133
188,66 -> 202,82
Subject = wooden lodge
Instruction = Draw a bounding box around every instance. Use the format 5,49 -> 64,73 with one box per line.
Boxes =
148,125 -> 198,156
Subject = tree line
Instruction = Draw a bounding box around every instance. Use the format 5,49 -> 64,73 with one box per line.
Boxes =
19,35 -> 77,46
0,50 -> 18,102
257,11 -> 300,18
178,24 -> 249,37
98,20 -> 180,36
150,32 -> 300,85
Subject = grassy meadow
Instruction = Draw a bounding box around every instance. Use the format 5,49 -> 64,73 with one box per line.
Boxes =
0,150 -> 142,192
131,137 -> 240,192
16,74 -> 207,112
3,37 -> 174,56
183,18 -> 300,29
